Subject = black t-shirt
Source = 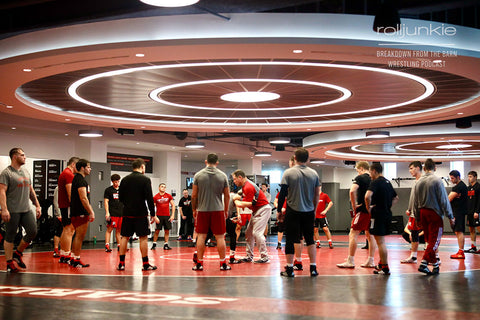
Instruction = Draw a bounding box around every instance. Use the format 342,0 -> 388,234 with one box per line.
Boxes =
354,173 -> 371,212
451,181 -> 468,215
178,195 -> 193,217
104,186 -> 123,217
368,176 -> 397,218
71,173 -> 90,217
467,182 -> 480,215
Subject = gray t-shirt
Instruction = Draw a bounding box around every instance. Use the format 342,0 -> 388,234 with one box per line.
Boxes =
0,165 -> 33,213
281,164 -> 320,212
193,166 -> 228,212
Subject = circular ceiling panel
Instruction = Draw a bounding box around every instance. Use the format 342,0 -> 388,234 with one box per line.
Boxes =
16,60 -> 479,129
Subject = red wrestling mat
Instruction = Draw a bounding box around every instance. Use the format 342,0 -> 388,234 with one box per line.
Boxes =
2,235 -> 480,276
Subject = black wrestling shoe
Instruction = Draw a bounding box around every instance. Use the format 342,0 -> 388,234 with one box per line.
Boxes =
13,251 -> 26,269
280,266 -> 294,278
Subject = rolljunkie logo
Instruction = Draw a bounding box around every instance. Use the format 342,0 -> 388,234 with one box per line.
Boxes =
376,23 -> 457,39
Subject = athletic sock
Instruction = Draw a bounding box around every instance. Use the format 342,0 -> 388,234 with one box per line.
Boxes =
142,256 -> 149,263
120,255 -> 126,262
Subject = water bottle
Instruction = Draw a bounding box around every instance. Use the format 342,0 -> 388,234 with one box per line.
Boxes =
93,236 -> 97,245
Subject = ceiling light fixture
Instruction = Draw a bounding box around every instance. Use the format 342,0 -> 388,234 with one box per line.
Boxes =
221,92 -> 280,103
185,141 -> 205,149
254,151 -> 272,157
365,130 -> 390,138
436,144 -> 472,149
78,129 -> 103,137
310,159 -> 326,164
268,137 -> 291,144
139,0 -> 199,7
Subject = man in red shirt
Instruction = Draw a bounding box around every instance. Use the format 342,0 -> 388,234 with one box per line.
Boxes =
57,157 -> 79,264
151,183 -> 175,250
232,170 -> 271,263
314,186 -> 334,249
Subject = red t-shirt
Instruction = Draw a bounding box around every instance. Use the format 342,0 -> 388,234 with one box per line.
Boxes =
242,181 -> 269,213
315,192 -> 331,218
57,167 -> 74,209
154,192 -> 173,216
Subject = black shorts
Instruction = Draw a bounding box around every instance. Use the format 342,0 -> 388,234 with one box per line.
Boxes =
369,212 -> 391,236
155,216 -> 172,231
453,212 -> 466,233
467,214 -> 480,227
276,220 -> 286,233
53,217 -> 63,237
121,216 -> 150,237
314,217 -> 329,229
60,207 -> 71,227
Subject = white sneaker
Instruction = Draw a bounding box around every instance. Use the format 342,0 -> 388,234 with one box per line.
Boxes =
360,261 -> 376,268
337,261 -> 355,268
400,257 -> 417,264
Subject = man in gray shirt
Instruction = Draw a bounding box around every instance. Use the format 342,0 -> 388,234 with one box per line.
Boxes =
0,148 -> 41,273
413,158 -> 454,275
191,153 -> 230,271
277,148 -> 321,277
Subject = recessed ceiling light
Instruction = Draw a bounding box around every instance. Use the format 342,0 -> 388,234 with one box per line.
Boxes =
293,49 -> 303,54
23,68 -> 32,72
11,127 -> 16,130
141,126 -> 146,129
6,105 -> 13,109
221,92 -> 280,103
139,0 -> 199,7
365,130 -> 390,138
310,159 -> 326,164
436,144 -> 472,149
185,141 -> 205,149
136,142 -> 140,144
65,118 -> 71,121
135,53 -> 145,57
307,128 -> 312,131
385,122 -> 392,125
78,129 -> 103,137
65,133 -> 69,136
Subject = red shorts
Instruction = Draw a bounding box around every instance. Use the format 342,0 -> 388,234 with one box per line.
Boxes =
238,213 -> 251,227
351,211 -> 371,231
71,216 -> 89,228
195,211 -> 226,235
107,216 -> 122,230
407,216 -> 420,231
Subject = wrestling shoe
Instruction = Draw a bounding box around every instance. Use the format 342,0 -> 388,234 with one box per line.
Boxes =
105,245 -> 112,253
163,243 -> 172,250
220,262 -> 231,270
400,256 -> 417,264
117,263 -> 125,271
450,250 -> 465,259
430,263 -> 440,275
329,242 -> 334,249
280,266 -> 295,278
53,249 -> 60,258
310,265 -> 319,277
254,257 -> 270,264
150,243 -> 157,250
7,260 -> 19,273
70,259 -> 90,268
13,251 -> 26,269
373,264 -> 390,275
142,264 -> 157,271
465,245 -> 477,253
337,260 -> 355,268
316,241 -> 321,248
276,243 -> 282,250
418,261 -> 431,275
192,262 -> 203,271
238,257 -> 253,263
360,260 -> 376,268
293,260 -> 303,270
